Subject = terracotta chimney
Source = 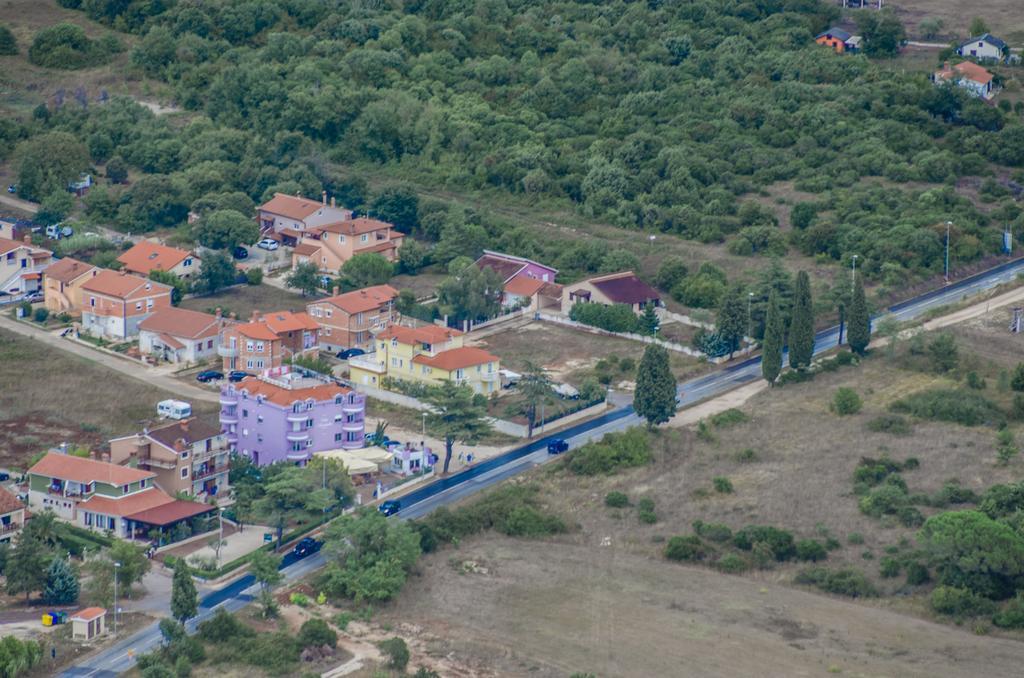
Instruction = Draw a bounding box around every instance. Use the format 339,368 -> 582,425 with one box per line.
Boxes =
119,269 -> 127,276
215,307 -> 222,319
174,438 -> 186,452
251,309 -> 259,322
229,311 -> 237,320
332,286 -> 339,296
322,191 -> 327,206
330,197 -> 336,208
23,235 -> 31,244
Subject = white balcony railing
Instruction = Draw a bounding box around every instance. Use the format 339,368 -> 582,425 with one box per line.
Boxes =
348,354 -> 386,373
217,345 -> 238,358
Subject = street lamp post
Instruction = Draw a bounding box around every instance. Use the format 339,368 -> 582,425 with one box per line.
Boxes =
217,508 -> 224,567
945,221 -> 952,283
851,254 -> 859,292
747,292 -> 754,340
113,561 -> 121,637
421,412 -> 427,438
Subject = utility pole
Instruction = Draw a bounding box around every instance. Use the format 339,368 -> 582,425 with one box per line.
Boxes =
217,508 -> 224,566
851,254 -> 859,292
113,561 -> 121,637
421,412 -> 427,438
945,221 -> 952,283
746,292 -> 754,341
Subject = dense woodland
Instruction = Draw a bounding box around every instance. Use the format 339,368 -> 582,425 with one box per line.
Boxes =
3,0 -> 1024,291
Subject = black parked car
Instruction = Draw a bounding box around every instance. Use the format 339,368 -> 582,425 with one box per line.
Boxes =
292,537 -> 322,558
378,500 -> 402,517
336,348 -> 366,360
228,370 -> 251,383
196,370 -> 224,383
232,246 -> 249,260
547,438 -> 569,454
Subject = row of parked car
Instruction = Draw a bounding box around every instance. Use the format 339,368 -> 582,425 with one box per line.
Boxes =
195,369 -> 250,383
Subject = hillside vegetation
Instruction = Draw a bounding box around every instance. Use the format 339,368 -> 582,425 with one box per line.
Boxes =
3,0 -> 1023,289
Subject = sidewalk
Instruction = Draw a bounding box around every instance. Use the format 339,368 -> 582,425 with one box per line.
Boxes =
0,315 -> 219,403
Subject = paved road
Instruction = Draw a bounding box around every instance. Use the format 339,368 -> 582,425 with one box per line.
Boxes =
62,256 -> 1024,676
0,315 -> 219,403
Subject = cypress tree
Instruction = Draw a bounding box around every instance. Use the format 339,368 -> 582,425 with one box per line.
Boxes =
716,284 -> 747,358
848,273 -> 870,355
42,556 -> 79,605
788,271 -> 814,369
170,558 -> 198,622
633,344 -> 677,428
761,289 -> 783,386
640,302 -> 660,336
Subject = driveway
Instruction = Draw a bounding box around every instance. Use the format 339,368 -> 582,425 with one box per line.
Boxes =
0,193 -> 38,215
0,315 -> 219,403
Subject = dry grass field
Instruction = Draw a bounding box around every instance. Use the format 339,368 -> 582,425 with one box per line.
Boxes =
179,283 -> 311,319
886,0 -> 1024,42
0,327 -> 217,468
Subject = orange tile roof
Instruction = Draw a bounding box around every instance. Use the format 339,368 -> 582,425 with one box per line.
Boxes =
377,324 -> 462,345
80,270 -> 172,300
44,257 -> 96,284
319,217 -> 394,236
126,499 -> 215,526
78,487 -> 174,517
413,347 -> 498,371
234,376 -> 350,407
0,237 -> 31,256
954,61 -> 993,84
262,311 -> 319,333
319,285 -> 398,315
504,276 -> 546,297
71,607 -> 106,622
0,486 -> 24,516
29,452 -> 155,486
139,306 -> 223,339
293,242 -> 321,257
259,193 -> 325,221
116,241 -> 192,275
232,322 -> 280,341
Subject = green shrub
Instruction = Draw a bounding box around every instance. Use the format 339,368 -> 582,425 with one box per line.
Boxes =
965,371 -> 986,390
879,557 -> 901,578
905,562 -> 930,586
604,491 -> 629,508
795,567 -> 877,598
665,535 -> 709,562
569,302 -> 639,333
993,593 -> 1024,628
289,592 -> 309,607
419,484 -> 565,544
636,497 -> 656,523
847,532 -> 865,545
734,448 -> 758,463
710,408 -> 748,428
245,268 -> 263,285
716,553 -> 750,573
930,586 -> 996,617
795,539 -> 828,562
858,481 -> 909,518
692,521 -> 732,543
929,481 -> 978,508
29,23 -> 111,69
712,476 -> 733,494
197,609 -> 254,643
866,414 -> 911,435
567,428 -> 652,476
978,481 -> 1024,518
830,387 -> 862,416
33,307 -> 49,323
378,637 -> 410,671
897,506 -> 925,528
733,526 -> 795,561
890,388 -> 1005,427
298,618 -> 337,648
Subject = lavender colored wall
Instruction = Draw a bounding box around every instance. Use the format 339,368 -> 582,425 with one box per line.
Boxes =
219,387 -> 365,466
515,262 -> 557,283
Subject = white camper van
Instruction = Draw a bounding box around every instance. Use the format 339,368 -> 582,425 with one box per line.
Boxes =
157,400 -> 192,420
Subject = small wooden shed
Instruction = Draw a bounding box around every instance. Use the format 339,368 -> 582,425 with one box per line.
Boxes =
71,607 -> 107,640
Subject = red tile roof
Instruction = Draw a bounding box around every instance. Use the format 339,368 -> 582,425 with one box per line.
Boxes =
504,276 -> 546,297
44,257 -> 96,284
71,607 -> 106,622
319,285 -> 398,315
139,307 -> 223,340
293,243 -> 321,257
80,270 -> 172,300
29,453 -> 155,486
586,271 -> 660,306
0,237 -> 38,256
126,499 -> 215,526
0,487 -> 24,515
377,324 -> 462,345
116,241 -> 193,275
77,487 -> 174,517
936,61 -> 994,85
319,217 -> 394,236
262,311 -> 319,333
259,193 -> 326,221
233,377 -> 350,407
232,321 -> 280,341
413,347 -> 498,371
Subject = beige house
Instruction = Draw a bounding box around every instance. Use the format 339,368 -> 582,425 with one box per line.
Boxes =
1,236 -> 52,300
71,608 -> 107,640
258,192 -> 353,242
43,257 -> 99,315
291,218 -> 404,273
138,307 -> 231,364
80,270 -> 173,339
561,271 -> 661,314
117,240 -> 200,279
0,487 -> 26,544
108,417 -> 230,499
307,284 -> 399,352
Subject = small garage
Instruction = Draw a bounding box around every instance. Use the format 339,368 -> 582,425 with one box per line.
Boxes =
71,607 -> 107,640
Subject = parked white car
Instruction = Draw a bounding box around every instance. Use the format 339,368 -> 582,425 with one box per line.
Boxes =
257,238 -> 280,251
45,223 -> 73,239
552,383 -> 580,399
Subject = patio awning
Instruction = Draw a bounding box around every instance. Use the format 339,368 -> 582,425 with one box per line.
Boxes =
314,449 -> 379,475
125,500 -> 215,527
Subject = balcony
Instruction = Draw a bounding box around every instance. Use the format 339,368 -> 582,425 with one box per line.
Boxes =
348,354 -> 385,373
286,431 -> 309,442
286,412 -> 309,423
342,420 -> 363,432
220,410 -> 238,425
219,394 -> 238,406
217,345 -> 238,358
480,371 -> 497,382
286,452 -> 310,462
342,398 -> 364,414
0,522 -> 21,535
192,464 -> 228,481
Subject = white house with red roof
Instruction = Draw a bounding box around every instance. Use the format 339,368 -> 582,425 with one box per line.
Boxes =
933,61 -> 996,99
291,217 -> 405,272
0,235 -> 52,301
138,306 -> 233,363
116,240 -> 200,279
306,284 -> 399,352
257,192 -> 353,244
80,270 -> 173,340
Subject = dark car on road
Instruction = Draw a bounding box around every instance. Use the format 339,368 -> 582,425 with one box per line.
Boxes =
547,438 -> 569,454
228,370 -> 250,382
292,537 -> 322,558
0,472 -> 9,482
232,246 -> 249,260
196,370 -> 224,383
378,500 -> 401,516
336,348 -> 366,360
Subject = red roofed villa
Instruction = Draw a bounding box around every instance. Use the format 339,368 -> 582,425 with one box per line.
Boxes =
307,284 -> 399,352
116,240 -> 200,278
562,271 -> 661,315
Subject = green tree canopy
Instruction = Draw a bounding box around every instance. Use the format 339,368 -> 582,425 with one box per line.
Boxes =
423,382 -> 492,474
788,271 -> 814,369
0,25 -> 18,56
436,259 -> 503,324
194,209 -> 259,251
919,510 -> 1024,599
716,283 -> 747,358
14,132 -> 89,201
761,288 -> 784,385
194,251 -> 237,295
319,509 -> 421,603
339,252 -> 394,290
170,558 -> 198,622
847,273 -> 870,355
285,261 -> 320,297
633,344 -> 677,428
42,556 -> 79,605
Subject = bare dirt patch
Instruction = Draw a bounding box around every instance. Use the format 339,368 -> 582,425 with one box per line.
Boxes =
884,0 -> 1024,42
179,283 -> 310,319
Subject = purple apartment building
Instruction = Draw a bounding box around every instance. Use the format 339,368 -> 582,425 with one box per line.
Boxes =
219,368 -> 365,466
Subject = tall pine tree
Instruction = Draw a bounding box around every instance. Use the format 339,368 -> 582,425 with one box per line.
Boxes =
633,344 -> 677,428
848,273 -> 870,355
788,271 -> 814,369
639,302 -> 660,336
170,558 -> 198,622
716,284 -> 747,358
761,289 -> 784,386
6,532 -> 47,601
42,556 -> 79,605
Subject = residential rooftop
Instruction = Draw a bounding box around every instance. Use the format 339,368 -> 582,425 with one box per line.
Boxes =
29,452 -> 155,486
116,240 -> 192,275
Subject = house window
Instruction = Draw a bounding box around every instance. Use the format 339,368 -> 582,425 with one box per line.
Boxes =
334,414 -> 343,422
255,342 -> 264,353
346,414 -> 357,423
291,441 -> 302,452
324,328 -> 331,336
181,451 -> 188,460
246,341 -> 254,352
246,359 -> 254,369
325,309 -> 332,318
338,235 -> 345,243
108,517 -> 115,530
122,485 -> 128,493
84,512 -> 92,527
256,359 -> 264,369
391,357 -> 399,367
334,433 -> 343,442
257,415 -> 263,423
207,339 -> 213,349
256,434 -> 263,442
90,297 -> 96,307
335,396 -> 343,405
140,479 -> 147,488
181,468 -> 189,478
195,342 -> 202,352
292,403 -> 301,413
360,234 -> 368,243
346,431 -> 359,442
306,418 -> 314,428
356,312 -> 364,324
184,258 -> 192,267
456,369 -> 464,379
242,409 -> 248,417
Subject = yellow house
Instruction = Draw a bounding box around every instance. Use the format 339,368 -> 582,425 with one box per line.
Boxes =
348,325 -> 500,394
43,257 -> 99,315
